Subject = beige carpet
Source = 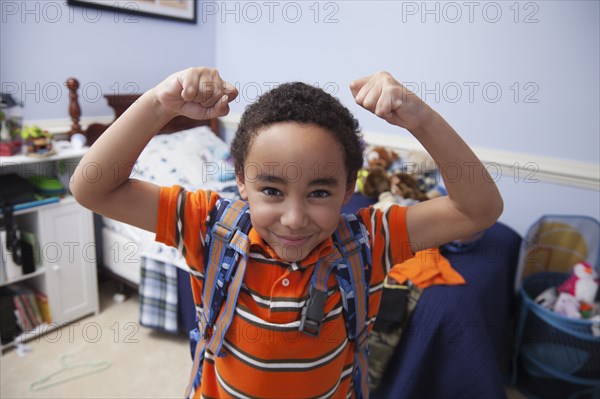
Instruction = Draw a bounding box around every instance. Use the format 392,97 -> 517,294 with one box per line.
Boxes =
2,279 -> 526,399
1,280 -> 190,399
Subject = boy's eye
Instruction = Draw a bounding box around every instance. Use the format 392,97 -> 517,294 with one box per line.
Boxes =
310,190 -> 331,198
261,187 -> 282,197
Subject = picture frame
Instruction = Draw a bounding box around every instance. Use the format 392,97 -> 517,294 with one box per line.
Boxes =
67,0 -> 197,24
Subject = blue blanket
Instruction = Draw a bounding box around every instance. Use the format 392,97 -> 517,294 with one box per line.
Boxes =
372,222 -> 522,399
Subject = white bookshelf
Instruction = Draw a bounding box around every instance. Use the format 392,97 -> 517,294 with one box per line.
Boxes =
1,147 -> 99,351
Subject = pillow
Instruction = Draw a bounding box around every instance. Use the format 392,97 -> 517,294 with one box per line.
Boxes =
133,126 -> 235,190
177,127 -> 236,186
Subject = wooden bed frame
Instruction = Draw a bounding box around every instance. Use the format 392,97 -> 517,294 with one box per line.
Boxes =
65,77 -> 220,144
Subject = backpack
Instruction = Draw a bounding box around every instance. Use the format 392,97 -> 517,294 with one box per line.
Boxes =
185,198 -> 372,399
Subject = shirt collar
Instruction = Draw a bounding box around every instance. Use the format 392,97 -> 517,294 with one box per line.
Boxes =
248,228 -> 334,269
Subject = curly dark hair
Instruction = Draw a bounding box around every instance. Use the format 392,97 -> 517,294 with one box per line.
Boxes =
231,82 -> 363,184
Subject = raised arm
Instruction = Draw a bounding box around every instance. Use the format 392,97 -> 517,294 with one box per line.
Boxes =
350,72 -> 503,253
70,67 -> 237,232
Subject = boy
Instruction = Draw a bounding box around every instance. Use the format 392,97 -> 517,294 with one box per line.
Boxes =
71,67 -> 503,398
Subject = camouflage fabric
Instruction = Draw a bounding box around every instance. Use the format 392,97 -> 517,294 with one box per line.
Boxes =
368,279 -> 422,391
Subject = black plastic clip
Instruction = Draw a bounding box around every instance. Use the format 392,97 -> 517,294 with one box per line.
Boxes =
299,286 -> 327,337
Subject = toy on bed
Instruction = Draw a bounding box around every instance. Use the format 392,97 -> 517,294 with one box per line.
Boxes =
358,145 -> 444,209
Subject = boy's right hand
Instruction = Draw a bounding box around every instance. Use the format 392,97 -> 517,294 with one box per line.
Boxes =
71,67 -> 238,233
154,67 -> 238,120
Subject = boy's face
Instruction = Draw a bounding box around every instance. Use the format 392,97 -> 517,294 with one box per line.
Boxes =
236,122 -> 355,263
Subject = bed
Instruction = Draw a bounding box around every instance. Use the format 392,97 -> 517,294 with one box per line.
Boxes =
66,80 -> 523,398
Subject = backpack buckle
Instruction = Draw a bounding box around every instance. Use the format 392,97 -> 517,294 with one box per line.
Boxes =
299,286 -> 327,337
212,221 -> 240,244
336,235 -> 362,258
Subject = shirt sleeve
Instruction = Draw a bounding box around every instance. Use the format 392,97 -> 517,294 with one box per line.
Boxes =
155,185 -> 220,275
357,205 -> 414,279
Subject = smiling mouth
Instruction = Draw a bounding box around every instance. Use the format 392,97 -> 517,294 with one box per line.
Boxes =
274,233 -> 313,246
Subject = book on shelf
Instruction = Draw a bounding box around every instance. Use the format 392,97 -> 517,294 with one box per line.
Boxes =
23,291 -> 43,326
1,283 -> 47,338
13,291 -> 41,332
12,295 -> 33,331
35,291 -> 51,323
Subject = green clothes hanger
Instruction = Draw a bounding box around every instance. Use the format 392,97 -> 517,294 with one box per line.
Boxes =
30,354 -> 112,392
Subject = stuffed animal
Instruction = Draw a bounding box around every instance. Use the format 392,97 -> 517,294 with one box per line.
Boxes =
404,150 -> 437,176
359,146 -> 441,205
534,286 -> 558,309
362,166 -> 390,199
358,146 -> 400,198
553,292 -> 582,318
557,261 -> 599,305
390,172 -> 429,202
365,146 -> 401,171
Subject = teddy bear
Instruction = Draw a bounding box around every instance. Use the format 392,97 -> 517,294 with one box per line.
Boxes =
361,166 -> 391,199
365,146 -> 401,171
357,146 -> 400,198
390,172 -> 429,202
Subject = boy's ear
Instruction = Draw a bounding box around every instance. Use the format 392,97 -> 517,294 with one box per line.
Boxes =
343,182 -> 356,204
236,175 -> 248,200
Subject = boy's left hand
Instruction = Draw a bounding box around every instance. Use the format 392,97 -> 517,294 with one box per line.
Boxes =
350,71 -> 434,131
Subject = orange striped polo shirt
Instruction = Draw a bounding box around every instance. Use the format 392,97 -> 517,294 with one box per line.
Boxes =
156,186 -> 413,399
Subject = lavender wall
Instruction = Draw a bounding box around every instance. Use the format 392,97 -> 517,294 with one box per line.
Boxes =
0,0 -> 216,120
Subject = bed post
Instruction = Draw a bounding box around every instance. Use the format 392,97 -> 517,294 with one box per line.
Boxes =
65,77 -> 82,138
64,77 -> 220,144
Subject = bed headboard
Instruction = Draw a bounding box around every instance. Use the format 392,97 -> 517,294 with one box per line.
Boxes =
65,78 -> 219,145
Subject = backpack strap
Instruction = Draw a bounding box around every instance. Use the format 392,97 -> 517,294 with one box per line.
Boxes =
331,213 -> 371,399
202,199 -> 251,352
185,198 -> 251,398
186,328 -> 204,398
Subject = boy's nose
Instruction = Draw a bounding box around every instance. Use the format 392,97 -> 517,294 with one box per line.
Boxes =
280,202 -> 309,230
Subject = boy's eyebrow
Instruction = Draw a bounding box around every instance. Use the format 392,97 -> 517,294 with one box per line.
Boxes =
256,174 -> 286,184
255,174 -> 340,186
309,177 -> 340,187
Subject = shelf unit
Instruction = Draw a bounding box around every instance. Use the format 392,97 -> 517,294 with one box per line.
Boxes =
1,148 -> 99,351
0,147 -> 88,167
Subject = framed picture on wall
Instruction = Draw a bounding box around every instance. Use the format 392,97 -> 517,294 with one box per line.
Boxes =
67,0 -> 197,24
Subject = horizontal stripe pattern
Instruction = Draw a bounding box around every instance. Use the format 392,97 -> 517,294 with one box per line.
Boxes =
155,186 -> 411,399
